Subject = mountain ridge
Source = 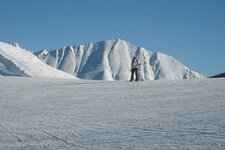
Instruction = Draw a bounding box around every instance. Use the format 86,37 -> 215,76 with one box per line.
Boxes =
210,72 -> 225,78
34,39 -> 204,80
0,42 -> 76,79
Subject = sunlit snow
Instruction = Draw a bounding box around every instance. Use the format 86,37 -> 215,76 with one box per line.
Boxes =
0,77 -> 225,149
35,39 -> 203,80
0,42 -> 76,79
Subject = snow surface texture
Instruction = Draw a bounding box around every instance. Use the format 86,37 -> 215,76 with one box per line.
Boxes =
0,77 -> 225,149
35,39 -> 203,80
0,42 -> 76,79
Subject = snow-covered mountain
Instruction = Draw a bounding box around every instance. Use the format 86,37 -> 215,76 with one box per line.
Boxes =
0,42 -> 76,79
35,39 -> 203,80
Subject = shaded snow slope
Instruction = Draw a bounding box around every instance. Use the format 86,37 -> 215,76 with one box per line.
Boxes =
35,39 -> 203,80
0,42 -> 76,79
0,77 -> 225,149
210,72 -> 225,78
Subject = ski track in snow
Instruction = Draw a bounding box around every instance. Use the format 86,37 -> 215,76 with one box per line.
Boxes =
0,77 -> 225,149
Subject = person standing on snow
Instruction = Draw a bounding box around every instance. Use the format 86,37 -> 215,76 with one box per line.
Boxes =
130,56 -> 142,81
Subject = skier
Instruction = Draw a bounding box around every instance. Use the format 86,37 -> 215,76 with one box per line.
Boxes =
130,56 -> 141,81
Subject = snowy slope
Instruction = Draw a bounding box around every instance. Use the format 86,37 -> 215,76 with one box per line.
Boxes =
210,72 -> 225,78
35,39 -> 203,80
150,52 -> 203,80
0,42 -> 76,79
0,77 -> 225,149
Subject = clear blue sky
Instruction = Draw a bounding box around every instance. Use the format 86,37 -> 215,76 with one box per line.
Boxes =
0,0 -> 225,76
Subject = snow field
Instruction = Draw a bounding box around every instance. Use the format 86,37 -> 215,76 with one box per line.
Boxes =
0,77 -> 225,149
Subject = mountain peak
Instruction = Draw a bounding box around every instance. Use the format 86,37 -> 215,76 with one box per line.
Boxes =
34,39 -> 204,80
96,38 -> 128,45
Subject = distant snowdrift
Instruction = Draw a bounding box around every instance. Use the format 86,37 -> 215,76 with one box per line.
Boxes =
35,39 -> 203,80
0,42 -> 76,79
